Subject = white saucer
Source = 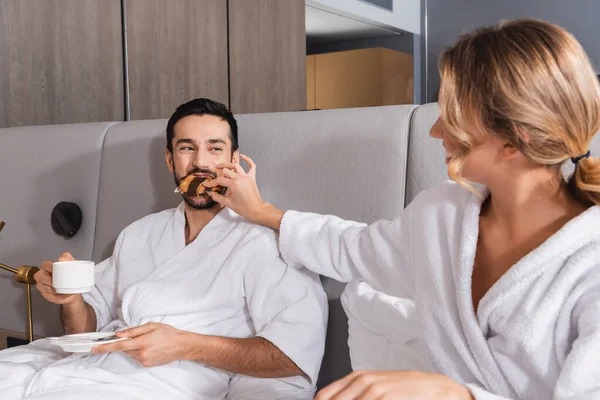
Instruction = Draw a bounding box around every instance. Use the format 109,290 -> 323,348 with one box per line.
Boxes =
47,331 -> 129,353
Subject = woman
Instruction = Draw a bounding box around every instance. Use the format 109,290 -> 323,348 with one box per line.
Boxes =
205,19 -> 600,399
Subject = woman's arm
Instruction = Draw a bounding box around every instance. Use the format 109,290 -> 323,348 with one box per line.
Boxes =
206,155 -> 414,297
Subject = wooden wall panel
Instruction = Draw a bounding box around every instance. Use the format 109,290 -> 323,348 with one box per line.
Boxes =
0,0 -> 123,127
229,0 -> 306,114
126,0 -> 228,120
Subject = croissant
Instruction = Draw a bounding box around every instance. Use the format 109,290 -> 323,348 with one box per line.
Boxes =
177,175 -> 226,196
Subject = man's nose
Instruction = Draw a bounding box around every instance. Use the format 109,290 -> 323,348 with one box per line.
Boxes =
192,149 -> 210,168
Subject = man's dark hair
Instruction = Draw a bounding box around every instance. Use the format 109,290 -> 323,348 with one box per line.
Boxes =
166,98 -> 238,154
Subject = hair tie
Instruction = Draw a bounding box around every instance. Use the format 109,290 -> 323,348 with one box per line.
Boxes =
571,150 -> 591,164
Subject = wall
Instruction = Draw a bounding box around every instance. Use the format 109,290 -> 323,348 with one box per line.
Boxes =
307,0 -> 421,34
424,0 -> 600,102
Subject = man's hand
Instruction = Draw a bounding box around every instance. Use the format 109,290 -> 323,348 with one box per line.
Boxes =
315,370 -> 474,400
34,252 -> 81,306
91,322 -> 185,368
205,154 -> 284,230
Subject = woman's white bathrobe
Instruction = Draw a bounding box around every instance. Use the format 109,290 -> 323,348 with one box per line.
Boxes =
280,181 -> 600,399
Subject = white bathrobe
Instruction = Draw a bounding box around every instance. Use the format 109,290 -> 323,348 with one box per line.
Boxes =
0,204 -> 328,400
279,181 -> 600,399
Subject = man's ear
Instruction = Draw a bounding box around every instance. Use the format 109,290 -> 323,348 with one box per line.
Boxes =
232,149 -> 240,164
165,148 -> 174,173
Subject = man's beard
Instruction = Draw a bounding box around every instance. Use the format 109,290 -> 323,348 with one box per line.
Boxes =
174,168 -> 218,210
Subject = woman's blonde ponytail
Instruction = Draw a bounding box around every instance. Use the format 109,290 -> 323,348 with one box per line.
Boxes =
569,155 -> 600,206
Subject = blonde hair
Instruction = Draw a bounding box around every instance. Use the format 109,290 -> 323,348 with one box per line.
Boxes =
438,18 -> 600,205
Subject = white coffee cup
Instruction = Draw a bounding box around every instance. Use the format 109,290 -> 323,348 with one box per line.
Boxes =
52,260 -> 95,294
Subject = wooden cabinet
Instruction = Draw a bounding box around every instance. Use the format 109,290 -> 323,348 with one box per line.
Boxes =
0,0 -> 123,127
307,47 -> 413,110
0,0 -> 307,126
229,0 -> 306,114
125,0 -> 229,120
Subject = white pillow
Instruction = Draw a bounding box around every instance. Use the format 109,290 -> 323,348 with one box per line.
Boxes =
341,281 -> 430,371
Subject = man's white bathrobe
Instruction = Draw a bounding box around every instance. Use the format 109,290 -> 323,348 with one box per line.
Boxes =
279,181 -> 600,399
0,204 -> 327,400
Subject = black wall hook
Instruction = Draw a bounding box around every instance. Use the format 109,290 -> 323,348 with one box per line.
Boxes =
51,202 -> 82,238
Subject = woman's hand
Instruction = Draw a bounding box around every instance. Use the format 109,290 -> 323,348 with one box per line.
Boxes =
205,154 -> 284,230
315,370 -> 474,400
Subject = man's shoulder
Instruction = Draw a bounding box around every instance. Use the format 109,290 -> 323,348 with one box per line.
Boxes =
225,208 -> 278,245
121,207 -> 178,235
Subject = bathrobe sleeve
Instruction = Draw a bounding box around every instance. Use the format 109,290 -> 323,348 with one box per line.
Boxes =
553,292 -> 600,399
278,206 -> 415,299
81,233 -> 123,331
243,235 -> 328,385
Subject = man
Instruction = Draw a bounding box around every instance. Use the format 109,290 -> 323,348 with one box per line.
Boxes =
0,98 -> 328,400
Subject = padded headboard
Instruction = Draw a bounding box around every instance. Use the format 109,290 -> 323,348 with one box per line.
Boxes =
92,119 -> 176,262
0,122 -> 117,336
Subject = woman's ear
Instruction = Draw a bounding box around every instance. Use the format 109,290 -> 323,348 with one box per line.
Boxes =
502,127 -> 529,160
501,141 -> 520,159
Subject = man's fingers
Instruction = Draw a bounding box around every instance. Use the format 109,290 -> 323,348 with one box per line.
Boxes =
315,373 -> 357,400
34,270 -> 52,286
240,154 -> 256,178
35,283 -> 57,294
57,252 -> 75,262
123,349 -> 142,359
34,269 -> 55,292
91,338 -> 137,354
117,323 -> 155,339
41,261 -> 53,273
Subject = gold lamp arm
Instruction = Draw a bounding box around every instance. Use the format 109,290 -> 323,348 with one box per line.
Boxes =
0,221 -> 40,343
0,262 -> 18,274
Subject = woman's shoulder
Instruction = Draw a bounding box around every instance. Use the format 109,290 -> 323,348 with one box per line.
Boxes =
565,206 -> 600,269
